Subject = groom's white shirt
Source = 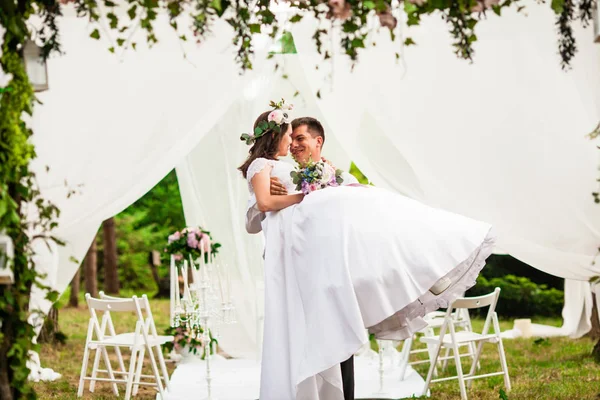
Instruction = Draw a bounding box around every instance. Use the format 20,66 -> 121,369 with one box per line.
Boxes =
245,171 -> 359,234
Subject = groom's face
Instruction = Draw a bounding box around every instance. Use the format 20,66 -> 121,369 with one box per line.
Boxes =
291,125 -> 323,165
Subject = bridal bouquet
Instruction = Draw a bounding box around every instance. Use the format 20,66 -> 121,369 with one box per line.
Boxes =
291,158 -> 344,195
165,226 -> 221,262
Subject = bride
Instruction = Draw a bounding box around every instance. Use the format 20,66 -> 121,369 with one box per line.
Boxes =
239,102 -> 495,400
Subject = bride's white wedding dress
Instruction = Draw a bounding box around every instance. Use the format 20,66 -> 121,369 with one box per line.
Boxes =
247,158 -> 495,400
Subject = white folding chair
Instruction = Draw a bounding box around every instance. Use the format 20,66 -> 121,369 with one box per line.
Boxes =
420,288 -> 510,400
398,309 -> 477,380
97,291 -> 174,395
78,294 -> 173,399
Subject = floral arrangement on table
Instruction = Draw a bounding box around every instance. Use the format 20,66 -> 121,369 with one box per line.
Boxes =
291,157 -> 344,195
165,226 -> 221,263
163,325 -> 218,359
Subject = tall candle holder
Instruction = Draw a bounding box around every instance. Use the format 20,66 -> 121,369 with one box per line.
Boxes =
171,254 -> 236,400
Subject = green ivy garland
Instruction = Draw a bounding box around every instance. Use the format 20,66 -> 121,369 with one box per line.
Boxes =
0,25 -> 61,400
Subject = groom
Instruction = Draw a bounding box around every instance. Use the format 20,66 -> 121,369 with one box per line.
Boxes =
245,116 -> 358,400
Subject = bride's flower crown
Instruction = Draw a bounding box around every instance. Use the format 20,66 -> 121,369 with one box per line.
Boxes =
240,99 -> 294,145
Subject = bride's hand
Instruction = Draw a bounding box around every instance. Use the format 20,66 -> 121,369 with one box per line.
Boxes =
270,177 -> 288,196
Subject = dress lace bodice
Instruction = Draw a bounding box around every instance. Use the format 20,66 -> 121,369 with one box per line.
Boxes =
247,157 -> 298,196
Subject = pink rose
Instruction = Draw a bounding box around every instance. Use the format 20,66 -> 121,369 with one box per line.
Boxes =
187,232 -> 199,249
174,254 -> 183,261
268,110 -> 285,125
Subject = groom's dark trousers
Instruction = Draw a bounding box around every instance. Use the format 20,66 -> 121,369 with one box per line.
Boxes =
340,356 -> 354,400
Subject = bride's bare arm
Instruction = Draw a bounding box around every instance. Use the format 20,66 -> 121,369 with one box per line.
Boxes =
252,167 -> 303,212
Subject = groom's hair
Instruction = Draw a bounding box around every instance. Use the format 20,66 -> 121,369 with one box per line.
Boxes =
292,117 -> 325,144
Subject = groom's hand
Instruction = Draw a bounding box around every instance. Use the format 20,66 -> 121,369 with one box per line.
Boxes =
270,177 -> 288,195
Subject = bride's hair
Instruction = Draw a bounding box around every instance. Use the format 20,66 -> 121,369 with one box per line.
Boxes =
239,111 -> 290,179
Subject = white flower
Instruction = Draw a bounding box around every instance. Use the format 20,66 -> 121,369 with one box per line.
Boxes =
282,103 -> 294,111
320,163 -> 335,183
268,110 -> 285,125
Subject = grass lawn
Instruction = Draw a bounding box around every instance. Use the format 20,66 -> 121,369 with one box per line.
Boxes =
33,294 -> 600,399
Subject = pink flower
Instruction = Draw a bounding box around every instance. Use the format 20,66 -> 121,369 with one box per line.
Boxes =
168,231 -> 181,244
199,235 -> 211,253
268,110 -> 285,125
174,254 -> 183,261
187,232 -> 199,249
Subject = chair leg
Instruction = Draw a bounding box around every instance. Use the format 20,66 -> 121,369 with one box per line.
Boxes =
398,337 -> 412,381
77,345 -> 91,397
89,347 -> 102,392
497,339 -> 511,391
468,341 -> 480,370
424,341 -> 440,378
124,348 -> 139,400
100,346 -> 119,396
466,340 -> 485,389
452,341 -> 468,400
442,347 -> 452,371
133,347 -> 146,396
115,345 -> 127,375
156,344 -> 172,391
422,341 -> 444,397
146,344 -> 166,399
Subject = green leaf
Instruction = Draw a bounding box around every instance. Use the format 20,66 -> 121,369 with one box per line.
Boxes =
108,47 -> 115,53
90,29 -> 101,40
259,121 -> 269,130
107,12 -> 118,29
210,0 -> 222,11
128,5 -> 138,19
499,388 -> 509,400
46,291 -> 59,303
404,37 -> 416,46
131,42 -> 137,50
551,0 -> 565,14
249,24 -> 261,34
0,200 -> 7,219
290,14 -> 303,23
117,38 -> 126,47
104,0 -> 116,6
363,0 -> 376,9
254,127 -> 263,135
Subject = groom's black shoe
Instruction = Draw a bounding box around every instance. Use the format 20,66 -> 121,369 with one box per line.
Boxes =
340,356 -> 355,400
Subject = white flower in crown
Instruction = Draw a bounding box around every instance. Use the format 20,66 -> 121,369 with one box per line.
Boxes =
268,109 -> 286,125
281,103 -> 294,111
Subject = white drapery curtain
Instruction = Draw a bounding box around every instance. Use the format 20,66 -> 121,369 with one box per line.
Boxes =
28,9 -> 267,324
24,2 -> 600,364
291,5 -> 600,337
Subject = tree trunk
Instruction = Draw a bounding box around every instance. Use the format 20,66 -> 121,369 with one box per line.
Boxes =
37,306 -> 60,344
102,217 -> 119,294
149,250 -> 170,298
84,238 -> 98,298
68,268 -> 81,307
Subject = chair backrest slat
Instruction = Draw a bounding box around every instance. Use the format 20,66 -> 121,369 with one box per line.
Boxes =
86,294 -> 137,312
451,288 -> 500,310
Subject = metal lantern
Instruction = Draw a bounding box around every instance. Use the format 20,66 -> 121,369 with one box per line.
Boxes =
0,233 -> 14,285
22,40 -> 49,92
